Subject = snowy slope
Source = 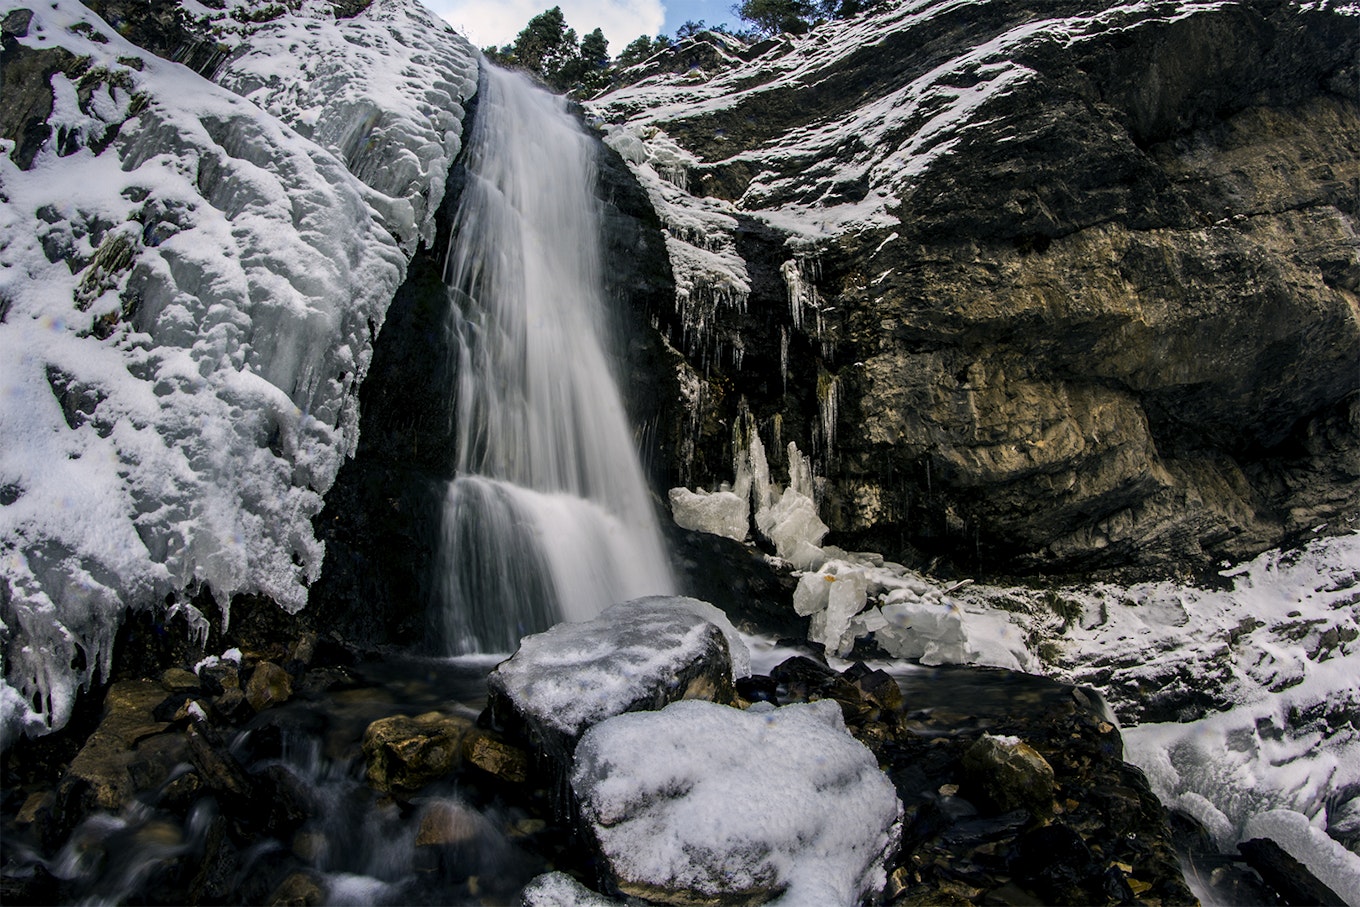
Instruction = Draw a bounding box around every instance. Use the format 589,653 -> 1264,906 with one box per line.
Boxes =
0,0 -> 477,743
976,536 -> 1360,902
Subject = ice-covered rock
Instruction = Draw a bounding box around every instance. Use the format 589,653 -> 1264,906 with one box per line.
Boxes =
668,487 -> 748,542
0,0 -> 477,744
214,0 -> 479,253
486,596 -> 748,755
521,872 -> 622,907
572,699 -> 902,906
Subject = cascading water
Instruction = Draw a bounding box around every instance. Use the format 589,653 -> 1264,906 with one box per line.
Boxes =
437,66 -> 675,654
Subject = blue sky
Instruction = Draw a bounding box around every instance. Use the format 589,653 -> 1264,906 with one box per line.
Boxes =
426,0 -> 740,51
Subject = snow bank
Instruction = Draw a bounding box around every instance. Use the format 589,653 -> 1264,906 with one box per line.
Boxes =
572,699 -> 902,906
956,533 -> 1360,898
0,0 -> 477,743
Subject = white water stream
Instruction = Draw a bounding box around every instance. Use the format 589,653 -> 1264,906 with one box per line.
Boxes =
436,67 -> 675,654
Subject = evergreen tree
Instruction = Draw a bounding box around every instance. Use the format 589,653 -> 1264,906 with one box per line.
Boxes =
733,0 -> 816,35
507,6 -> 581,87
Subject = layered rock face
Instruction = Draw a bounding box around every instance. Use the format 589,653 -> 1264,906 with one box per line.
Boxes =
595,0 -> 1359,575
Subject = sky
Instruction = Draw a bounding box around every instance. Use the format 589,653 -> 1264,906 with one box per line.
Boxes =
425,0 -> 740,51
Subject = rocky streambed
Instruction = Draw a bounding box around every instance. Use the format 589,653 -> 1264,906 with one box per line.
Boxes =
11,590 -> 1338,906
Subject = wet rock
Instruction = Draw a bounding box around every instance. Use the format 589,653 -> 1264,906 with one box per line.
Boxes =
160,667 -> 200,692
0,860 -> 61,905
1011,823 -> 1098,904
65,680 -> 173,811
461,728 -> 530,785
413,800 -> 494,877
212,688 -> 254,724
361,711 -> 472,795
199,661 -> 241,696
267,871 -> 325,907
253,763 -> 315,838
876,665 -> 1194,905
960,734 -> 1056,817
188,814 -> 239,904
185,723 -> 252,801
1239,837 -> 1347,907
245,661 -> 294,713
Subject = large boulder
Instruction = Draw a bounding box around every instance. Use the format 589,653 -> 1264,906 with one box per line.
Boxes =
572,699 -> 903,906
486,597 -> 747,766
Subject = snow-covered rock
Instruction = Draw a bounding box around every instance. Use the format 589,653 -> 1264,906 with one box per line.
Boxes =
0,0 -> 477,743
486,596 -> 750,753
521,872 -> 622,907
572,699 -> 903,906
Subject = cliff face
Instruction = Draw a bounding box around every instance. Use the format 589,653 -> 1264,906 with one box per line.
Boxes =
595,0 -> 1359,576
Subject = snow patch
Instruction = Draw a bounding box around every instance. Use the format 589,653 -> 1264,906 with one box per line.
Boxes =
573,699 -> 902,906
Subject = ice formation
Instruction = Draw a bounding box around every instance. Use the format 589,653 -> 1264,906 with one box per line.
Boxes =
0,0 -> 477,743
572,699 -> 903,906
436,67 -> 674,654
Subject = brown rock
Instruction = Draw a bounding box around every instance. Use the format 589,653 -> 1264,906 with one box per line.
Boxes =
461,729 -> 530,784
961,734 -> 1056,817
267,872 -> 325,907
65,680 -> 172,810
362,711 -> 472,794
161,667 -> 200,692
415,800 -> 484,848
245,661 -> 293,713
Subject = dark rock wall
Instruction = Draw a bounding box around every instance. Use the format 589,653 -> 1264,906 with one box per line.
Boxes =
621,0 -> 1360,578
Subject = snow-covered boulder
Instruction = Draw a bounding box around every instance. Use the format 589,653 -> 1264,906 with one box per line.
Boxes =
572,699 -> 903,906
0,0 -> 477,744
486,596 -> 749,760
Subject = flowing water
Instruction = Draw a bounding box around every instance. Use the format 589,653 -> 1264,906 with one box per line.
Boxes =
436,66 -> 675,654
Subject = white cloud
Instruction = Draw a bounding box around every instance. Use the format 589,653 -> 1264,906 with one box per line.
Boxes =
426,0 -> 666,51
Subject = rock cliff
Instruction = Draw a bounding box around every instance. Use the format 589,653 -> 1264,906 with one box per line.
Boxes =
594,0 -> 1359,576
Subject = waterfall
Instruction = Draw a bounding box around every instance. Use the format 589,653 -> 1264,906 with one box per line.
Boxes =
436,66 -> 675,654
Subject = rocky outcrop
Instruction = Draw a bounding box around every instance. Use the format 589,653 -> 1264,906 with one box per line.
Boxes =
592,0 -> 1359,577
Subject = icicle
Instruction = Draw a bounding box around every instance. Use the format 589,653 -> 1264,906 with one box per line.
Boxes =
780,326 -> 790,394
817,367 -> 840,467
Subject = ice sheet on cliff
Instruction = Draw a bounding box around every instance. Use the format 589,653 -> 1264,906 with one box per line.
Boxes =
0,0 -> 477,743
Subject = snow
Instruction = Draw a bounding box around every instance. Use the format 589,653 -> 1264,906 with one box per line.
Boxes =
590,0 -> 1244,241
951,533 -> 1360,900
213,0 -> 479,252
488,596 -> 750,738
572,699 -> 902,906
0,0 -> 477,744
522,872 -> 622,906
